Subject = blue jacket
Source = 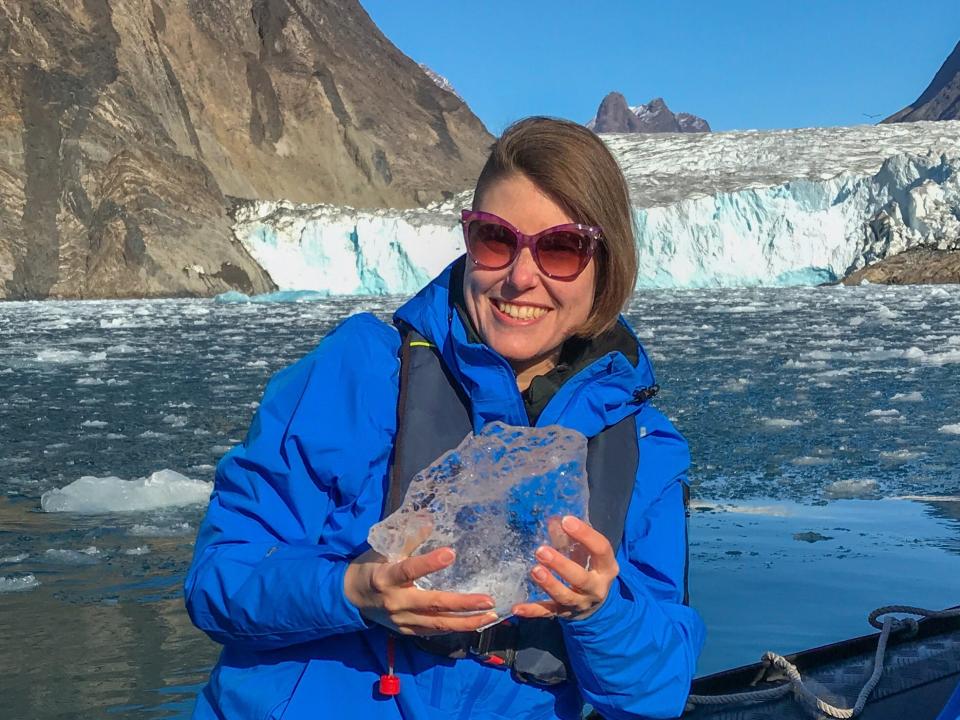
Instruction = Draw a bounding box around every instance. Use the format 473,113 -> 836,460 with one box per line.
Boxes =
184,262 -> 705,720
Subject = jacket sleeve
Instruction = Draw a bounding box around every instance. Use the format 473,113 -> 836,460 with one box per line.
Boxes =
560,409 -> 705,720
183,314 -> 399,651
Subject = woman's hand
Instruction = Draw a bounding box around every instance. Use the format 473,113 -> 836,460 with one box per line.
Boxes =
344,547 -> 498,636
511,515 -> 619,621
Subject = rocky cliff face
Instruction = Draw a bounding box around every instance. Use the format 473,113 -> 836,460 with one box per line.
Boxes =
884,41 -> 960,123
588,92 -> 710,133
842,248 -> 960,285
0,0 -> 493,299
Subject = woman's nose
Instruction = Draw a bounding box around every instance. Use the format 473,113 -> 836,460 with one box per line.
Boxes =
505,247 -> 541,290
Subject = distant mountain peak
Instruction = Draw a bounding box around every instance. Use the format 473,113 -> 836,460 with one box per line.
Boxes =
588,92 -> 710,133
883,40 -> 960,123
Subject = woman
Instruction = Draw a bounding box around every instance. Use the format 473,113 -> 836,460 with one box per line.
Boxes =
184,117 -> 705,720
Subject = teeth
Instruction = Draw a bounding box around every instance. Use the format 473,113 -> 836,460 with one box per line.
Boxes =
496,301 -> 548,320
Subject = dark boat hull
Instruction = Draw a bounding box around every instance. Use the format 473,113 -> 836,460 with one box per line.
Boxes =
684,611 -> 960,719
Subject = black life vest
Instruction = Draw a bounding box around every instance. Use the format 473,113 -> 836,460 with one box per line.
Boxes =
385,327 -> 643,686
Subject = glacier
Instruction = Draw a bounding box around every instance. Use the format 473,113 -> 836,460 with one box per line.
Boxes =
232,121 -> 960,293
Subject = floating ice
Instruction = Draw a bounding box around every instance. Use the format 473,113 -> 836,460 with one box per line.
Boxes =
34,349 -> 106,364
939,424 -> 960,436
825,479 -> 879,499
43,547 -> 100,565
129,522 -> 193,537
880,449 -> 923,462
0,574 -> 39,593
367,422 -> 590,615
40,470 -> 212,513
213,289 -> 331,303
762,418 -> 802,429
890,391 -> 924,402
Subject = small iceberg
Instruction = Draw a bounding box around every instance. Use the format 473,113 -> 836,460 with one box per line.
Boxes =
0,574 -> 39,593
40,469 -> 212,513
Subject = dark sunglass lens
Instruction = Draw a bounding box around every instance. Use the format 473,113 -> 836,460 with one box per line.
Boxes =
538,232 -> 587,278
468,222 -> 516,268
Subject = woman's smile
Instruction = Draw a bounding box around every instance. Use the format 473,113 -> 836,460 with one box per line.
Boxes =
490,298 -> 551,322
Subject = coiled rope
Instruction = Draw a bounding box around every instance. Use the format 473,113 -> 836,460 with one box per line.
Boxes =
686,606 -> 960,718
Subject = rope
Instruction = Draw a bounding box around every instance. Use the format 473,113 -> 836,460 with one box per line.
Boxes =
686,605 -> 960,718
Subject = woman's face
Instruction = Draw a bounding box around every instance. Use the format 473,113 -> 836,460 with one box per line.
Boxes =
463,173 -> 596,384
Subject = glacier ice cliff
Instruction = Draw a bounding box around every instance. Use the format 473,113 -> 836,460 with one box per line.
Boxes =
232,121 -> 960,292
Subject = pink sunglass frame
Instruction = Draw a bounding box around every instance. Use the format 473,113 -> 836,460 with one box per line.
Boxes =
460,209 -> 603,281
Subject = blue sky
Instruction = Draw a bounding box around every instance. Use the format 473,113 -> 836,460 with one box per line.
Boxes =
359,1 -> 960,135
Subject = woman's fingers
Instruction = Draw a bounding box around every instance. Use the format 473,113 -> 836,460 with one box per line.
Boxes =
534,545 -> 591,590
558,516 -> 618,574
381,547 -> 456,587
510,600 -> 556,619
392,609 -> 500,635
405,589 -> 495,614
531,564 -> 589,608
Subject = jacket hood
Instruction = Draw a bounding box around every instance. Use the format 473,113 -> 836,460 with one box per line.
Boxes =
393,258 -> 658,436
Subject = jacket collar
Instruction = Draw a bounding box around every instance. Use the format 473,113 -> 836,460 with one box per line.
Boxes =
393,259 -> 657,436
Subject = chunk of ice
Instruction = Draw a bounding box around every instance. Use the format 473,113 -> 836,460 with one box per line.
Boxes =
368,422 -> 589,615
0,574 -> 39,593
40,470 -> 212,513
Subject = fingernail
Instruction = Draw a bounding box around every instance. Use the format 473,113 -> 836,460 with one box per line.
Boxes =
438,549 -> 455,564
562,516 -> 580,532
485,612 -> 499,621
532,566 -> 547,581
536,546 -> 553,562
480,600 -> 495,610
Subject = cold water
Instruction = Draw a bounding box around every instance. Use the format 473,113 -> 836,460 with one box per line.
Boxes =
1,284 -> 959,718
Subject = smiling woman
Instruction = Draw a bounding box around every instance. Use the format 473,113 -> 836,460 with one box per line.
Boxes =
184,117 -> 704,720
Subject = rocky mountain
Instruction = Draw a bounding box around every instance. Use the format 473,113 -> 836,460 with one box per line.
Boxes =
419,64 -> 462,100
842,247 -> 960,285
588,92 -> 710,133
0,0 -> 493,299
884,41 -> 960,122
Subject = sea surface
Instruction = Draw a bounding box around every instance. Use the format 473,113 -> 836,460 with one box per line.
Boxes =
1,285 -> 959,719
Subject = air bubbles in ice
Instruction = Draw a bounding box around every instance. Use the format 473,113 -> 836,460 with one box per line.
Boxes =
367,422 -> 590,615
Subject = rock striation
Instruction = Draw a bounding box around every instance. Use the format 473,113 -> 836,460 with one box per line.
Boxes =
588,92 -> 710,134
0,0 -> 492,299
884,41 -> 960,123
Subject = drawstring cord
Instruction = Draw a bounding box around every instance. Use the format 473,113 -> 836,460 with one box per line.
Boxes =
379,634 -> 401,696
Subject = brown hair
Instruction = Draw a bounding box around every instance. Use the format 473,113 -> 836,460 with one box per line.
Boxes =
472,116 -> 637,336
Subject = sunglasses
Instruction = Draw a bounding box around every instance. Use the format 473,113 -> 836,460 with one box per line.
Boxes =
461,210 -> 602,281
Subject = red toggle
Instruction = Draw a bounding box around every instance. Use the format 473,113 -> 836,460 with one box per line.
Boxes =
379,673 -> 401,696
484,655 -> 506,666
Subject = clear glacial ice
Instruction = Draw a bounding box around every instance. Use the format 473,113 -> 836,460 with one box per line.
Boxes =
368,422 -> 590,615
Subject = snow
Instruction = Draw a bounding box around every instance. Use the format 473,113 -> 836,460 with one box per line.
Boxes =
40,469 -> 212,513
232,121 -> 960,292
